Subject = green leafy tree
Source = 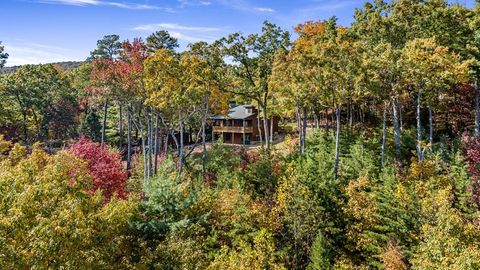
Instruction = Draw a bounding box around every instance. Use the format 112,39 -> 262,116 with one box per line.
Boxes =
0,64 -> 71,142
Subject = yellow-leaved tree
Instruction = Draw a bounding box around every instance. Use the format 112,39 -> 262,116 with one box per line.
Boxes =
0,138 -> 140,269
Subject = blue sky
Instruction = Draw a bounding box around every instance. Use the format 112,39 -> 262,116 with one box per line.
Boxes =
1,0 -> 475,66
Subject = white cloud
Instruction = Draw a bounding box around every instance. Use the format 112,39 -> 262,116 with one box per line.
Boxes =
132,23 -> 226,43
3,41 -> 84,66
178,0 -> 212,7
133,23 -> 222,32
35,0 -> 173,11
254,7 -> 275,12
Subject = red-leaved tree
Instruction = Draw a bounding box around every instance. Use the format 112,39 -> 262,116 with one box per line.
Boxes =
68,136 -> 128,200
462,134 -> 480,207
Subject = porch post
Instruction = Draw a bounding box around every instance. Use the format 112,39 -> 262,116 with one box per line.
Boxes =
243,120 -> 246,145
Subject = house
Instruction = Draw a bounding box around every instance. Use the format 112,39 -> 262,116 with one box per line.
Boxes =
211,104 -> 278,145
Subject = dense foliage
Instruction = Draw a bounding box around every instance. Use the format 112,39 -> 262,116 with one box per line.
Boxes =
2,0 -> 480,269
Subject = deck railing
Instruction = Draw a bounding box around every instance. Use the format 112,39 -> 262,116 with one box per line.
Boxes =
213,126 -> 254,133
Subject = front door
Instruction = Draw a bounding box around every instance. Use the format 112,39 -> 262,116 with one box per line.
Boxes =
245,134 -> 251,145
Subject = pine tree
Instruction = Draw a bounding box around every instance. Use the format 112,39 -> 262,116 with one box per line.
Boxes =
307,232 -> 331,270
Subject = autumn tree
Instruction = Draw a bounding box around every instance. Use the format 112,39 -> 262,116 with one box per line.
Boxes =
89,34 -> 122,147
307,18 -> 366,178
222,20 -> 290,149
144,48 -> 198,179
187,41 -> 229,177
399,38 -> 470,160
0,138 -> 139,269
118,38 -> 148,171
271,21 -> 323,155
68,136 -> 128,201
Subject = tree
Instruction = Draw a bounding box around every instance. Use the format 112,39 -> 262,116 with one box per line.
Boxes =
0,138 -> 140,269
461,134 -> 480,208
68,137 -> 128,201
304,18 -> 365,178
42,96 -> 79,141
411,189 -> 480,270
186,41 -> 229,178
89,34 -> 122,60
0,64 -> 71,142
144,48 -> 205,179
79,110 -> 102,142
208,229 -> 286,270
222,21 -> 290,149
271,21 -> 322,155
307,232 -> 331,270
399,38 -> 470,160
89,34 -> 122,147
118,38 -> 148,171
0,41 -> 8,68
146,30 -> 179,54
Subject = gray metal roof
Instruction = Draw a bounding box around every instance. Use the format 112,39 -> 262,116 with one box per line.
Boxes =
211,105 -> 256,120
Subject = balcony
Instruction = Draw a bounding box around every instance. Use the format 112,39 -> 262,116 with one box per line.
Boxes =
213,126 -> 254,133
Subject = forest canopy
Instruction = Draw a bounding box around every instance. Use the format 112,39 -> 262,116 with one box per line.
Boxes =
2,0 -> 480,269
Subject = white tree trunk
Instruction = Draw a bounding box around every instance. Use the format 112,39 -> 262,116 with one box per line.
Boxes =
416,93 -> 423,161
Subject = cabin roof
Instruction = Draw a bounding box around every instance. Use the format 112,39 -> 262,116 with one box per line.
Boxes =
211,105 -> 256,120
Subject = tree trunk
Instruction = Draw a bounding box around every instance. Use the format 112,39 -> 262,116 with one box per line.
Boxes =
429,106 -> 433,151
346,101 -> 351,141
140,115 -> 147,182
270,116 -> 274,144
146,110 -> 152,179
127,108 -> 132,171
295,106 -> 302,152
154,113 -> 159,175
301,107 -> 307,155
202,94 -> 209,179
257,102 -> 263,146
381,101 -> 388,168
392,97 -> 401,165
261,104 -> 270,149
475,77 -> 480,137
101,99 -> 108,148
334,104 -> 342,179
399,102 -> 404,132
118,104 -> 123,149
22,110 -> 28,142
416,93 -> 423,161
325,108 -> 330,134
178,119 -> 185,180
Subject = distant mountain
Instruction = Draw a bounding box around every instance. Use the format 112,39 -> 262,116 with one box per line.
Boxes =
0,61 -> 84,74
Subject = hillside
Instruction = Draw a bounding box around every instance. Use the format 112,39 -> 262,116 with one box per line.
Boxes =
0,61 -> 84,74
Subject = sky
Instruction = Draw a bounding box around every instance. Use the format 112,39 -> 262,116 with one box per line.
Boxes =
1,0 -> 476,66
